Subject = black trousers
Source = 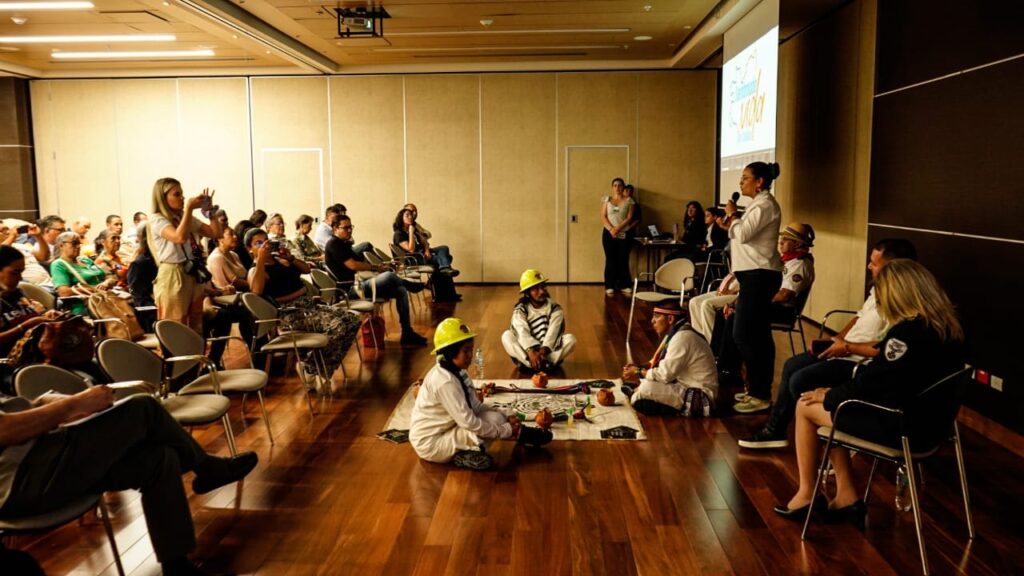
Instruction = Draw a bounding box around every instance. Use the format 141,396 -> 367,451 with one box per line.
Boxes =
602,230 -> 632,290
1,395 -> 209,563
763,352 -> 858,435
732,269 -> 783,400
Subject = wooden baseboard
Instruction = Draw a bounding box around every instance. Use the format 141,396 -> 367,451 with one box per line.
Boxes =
958,405 -> 1024,459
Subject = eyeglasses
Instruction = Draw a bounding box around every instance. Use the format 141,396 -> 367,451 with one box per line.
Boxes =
338,225 -> 353,231
48,227 -> 64,232
64,241 -> 81,247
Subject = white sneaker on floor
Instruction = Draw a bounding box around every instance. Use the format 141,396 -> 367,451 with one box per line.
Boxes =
605,289 -> 616,295
621,287 -> 633,296
733,396 -> 771,414
733,392 -> 751,403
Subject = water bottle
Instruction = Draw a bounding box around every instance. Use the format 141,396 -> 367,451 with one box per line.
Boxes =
473,347 -> 485,379
894,465 -> 912,512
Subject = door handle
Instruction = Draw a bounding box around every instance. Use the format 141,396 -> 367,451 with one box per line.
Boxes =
570,214 -> 578,223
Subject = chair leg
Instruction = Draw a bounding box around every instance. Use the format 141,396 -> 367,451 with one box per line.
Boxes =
953,422 -> 975,539
802,434 -> 834,540
222,415 -> 238,456
98,498 -> 126,576
863,458 -> 879,504
798,321 -> 807,353
902,438 -> 930,575
788,331 -> 797,357
256,391 -> 274,446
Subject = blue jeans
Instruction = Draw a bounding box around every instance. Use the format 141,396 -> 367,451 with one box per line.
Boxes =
352,242 -> 374,260
359,271 -> 412,328
763,352 -> 858,435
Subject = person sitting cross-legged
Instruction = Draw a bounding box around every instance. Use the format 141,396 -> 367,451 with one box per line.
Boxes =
622,302 -> 719,417
409,318 -> 553,470
324,215 -> 427,346
501,269 -> 576,373
0,389 -> 257,576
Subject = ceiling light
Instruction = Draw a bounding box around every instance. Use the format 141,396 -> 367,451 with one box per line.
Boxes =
479,19 -> 492,27
633,35 -> 652,41
10,15 -> 25,23
643,4 -> 652,11
0,34 -> 175,43
52,48 -> 214,59
388,28 -> 630,37
372,45 -> 623,53
0,1 -> 93,9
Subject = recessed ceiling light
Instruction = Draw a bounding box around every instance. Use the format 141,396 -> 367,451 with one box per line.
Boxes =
0,34 -> 175,43
0,1 -> 93,9
10,15 -> 26,23
388,28 -> 630,37
52,48 -> 213,59
372,45 -> 623,53
633,35 -> 652,41
643,4 -> 652,11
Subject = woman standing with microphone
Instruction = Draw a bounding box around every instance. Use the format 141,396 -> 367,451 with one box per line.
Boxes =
720,162 -> 783,414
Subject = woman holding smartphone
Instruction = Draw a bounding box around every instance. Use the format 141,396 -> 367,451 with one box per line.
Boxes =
148,177 -> 221,334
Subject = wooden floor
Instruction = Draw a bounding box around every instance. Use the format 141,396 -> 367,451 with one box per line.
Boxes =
18,285 -> 1024,575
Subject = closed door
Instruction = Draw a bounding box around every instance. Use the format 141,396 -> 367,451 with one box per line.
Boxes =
567,146 -> 630,282
260,149 -> 324,224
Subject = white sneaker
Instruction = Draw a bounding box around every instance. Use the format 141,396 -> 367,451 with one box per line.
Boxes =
621,287 -> 633,296
733,392 -> 751,403
605,289 -> 615,295
733,396 -> 771,414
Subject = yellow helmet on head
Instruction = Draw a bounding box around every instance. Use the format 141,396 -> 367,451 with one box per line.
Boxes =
519,269 -> 548,292
431,317 -> 477,355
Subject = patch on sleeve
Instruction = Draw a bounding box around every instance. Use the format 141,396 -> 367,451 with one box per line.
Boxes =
885,338 -> 908,361
792,274 -> 803,284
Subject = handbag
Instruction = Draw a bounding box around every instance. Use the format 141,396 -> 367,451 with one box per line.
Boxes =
6,315 -> 95,369
88,291 -> 145,341
360,315 -> 385,349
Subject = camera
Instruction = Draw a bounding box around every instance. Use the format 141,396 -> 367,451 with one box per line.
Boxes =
268,240 -> 281,251
16,225 -> 29,234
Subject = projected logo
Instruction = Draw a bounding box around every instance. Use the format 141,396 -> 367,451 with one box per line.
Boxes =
720,27 -> 778,158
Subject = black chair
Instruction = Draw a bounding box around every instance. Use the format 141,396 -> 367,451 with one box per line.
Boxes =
801,367 -> 976,575
770,287 -> 812,356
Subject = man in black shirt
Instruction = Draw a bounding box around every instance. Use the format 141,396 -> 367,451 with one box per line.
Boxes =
325,216 -> 427,346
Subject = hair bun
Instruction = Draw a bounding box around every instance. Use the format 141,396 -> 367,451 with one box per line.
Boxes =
770,162 -> 781,179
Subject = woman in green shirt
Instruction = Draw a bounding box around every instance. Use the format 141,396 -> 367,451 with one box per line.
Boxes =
49,231 -> 116,314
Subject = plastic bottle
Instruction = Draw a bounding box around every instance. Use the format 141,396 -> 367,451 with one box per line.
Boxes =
473,347 -> 485,379
894,465 -> 912,512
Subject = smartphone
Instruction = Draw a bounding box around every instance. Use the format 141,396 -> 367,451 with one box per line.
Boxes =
16,225 -> 29,234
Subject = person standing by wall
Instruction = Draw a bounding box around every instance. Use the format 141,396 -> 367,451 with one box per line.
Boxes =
601,177 -> 635,296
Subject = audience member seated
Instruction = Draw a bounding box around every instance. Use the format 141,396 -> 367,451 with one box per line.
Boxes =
718,222 -> 817,414
248,209 -> 267,229
204,209 -> 229,255
33,214 -> 65,267
127,222 -> 158,332
324,215 -> 427,346
705,207 -> 730,252
70,216 -> 93,256
103,214 -> 134,263
774,259 -> 964,525
124,211 -> 146,246
0,387 -> 258,576
409,317 -> 552,471
313,204 -> 343,251
265,213 -> 287,244
49,232 -> 117,315
399,203 -> 458,276
501,269 -> 575,373
682,201 -> 707,246
0,223 -> 52,287
291,214 -> 323,264
232,220 -> 256,270
208,228 -> 249,294
688,271 -> 740,341
93,229 -> 128,289
622,302 -> 718,416
739,238 -> 918,450
0,246 -> 64,391
245,228 -> 360,385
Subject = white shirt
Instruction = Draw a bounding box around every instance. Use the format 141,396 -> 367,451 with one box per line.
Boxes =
511,300 -> 566,351
843,288 -> 887,354
149,214 -> 202,264
781,257 -> 814,294
643,327 -> 719,400
728,191 -> 782,272
11,243 -> 52,286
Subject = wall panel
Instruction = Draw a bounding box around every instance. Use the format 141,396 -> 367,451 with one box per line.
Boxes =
480,73 -> 557,282
405,75 -> 481,281
112,79 -> 179,220
329,75 -> 405,251
177,78 -> 253,225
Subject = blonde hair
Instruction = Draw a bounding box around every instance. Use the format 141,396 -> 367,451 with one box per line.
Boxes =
151,177 -> 182,221
875,259 -> 963,342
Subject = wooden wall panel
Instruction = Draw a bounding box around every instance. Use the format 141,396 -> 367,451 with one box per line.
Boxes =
637,71 -> 718,234
405,75 -> 481,282
556,72 -> 638,281
176,78 -> 253,226
480,73 -> 557,282
112,79 -> 179,222
251,77 -> 329,221
329,75 -> 405,251
775,0 -> 876,323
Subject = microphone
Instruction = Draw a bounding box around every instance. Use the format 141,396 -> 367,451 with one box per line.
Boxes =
731,191 -> 740,203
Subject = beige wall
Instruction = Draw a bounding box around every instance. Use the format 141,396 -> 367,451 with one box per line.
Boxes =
774,0 -> 876,323
30,70 -> 716,282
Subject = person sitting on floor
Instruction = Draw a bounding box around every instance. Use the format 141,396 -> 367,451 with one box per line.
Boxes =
0,388 -> 257,576
738,238 -> 917,449
501,269 -> 576,373
622,302 -> 719,417
409,317 -> 553,470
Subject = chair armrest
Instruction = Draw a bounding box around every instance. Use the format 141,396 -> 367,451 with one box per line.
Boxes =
134,306 -> 158,312
165,354 -> 221,393
819,309 -> 860,338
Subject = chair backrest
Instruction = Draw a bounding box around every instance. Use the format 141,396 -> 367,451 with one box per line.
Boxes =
241,292 -> 279,340
154,319 -> 204,377
373,247 -> 392,263
363,251 -> 383,267
654,258 -> 696,293
15,364 -> 88,399
310,268 -> 337,304
18,283 -> 56,311
97,338 -> 162,383
906,366 -> 973,451
773,286 -> 813,329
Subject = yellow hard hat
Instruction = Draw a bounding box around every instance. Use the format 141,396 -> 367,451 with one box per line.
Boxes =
431,317 -> 477,355
519,269 -> 548,292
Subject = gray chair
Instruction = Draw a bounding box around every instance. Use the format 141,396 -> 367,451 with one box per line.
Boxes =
241,292 -> 331,415
154,319 -> 273,445
801,367 -> 976,575
17,282 -> 55,311
96,338 -> 238,455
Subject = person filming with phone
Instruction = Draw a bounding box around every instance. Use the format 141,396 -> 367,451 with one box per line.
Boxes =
148,178 -> 221,334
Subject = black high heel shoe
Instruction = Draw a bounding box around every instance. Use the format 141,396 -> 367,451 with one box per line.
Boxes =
773,496 -> 828,522
827,499 -> 868,529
